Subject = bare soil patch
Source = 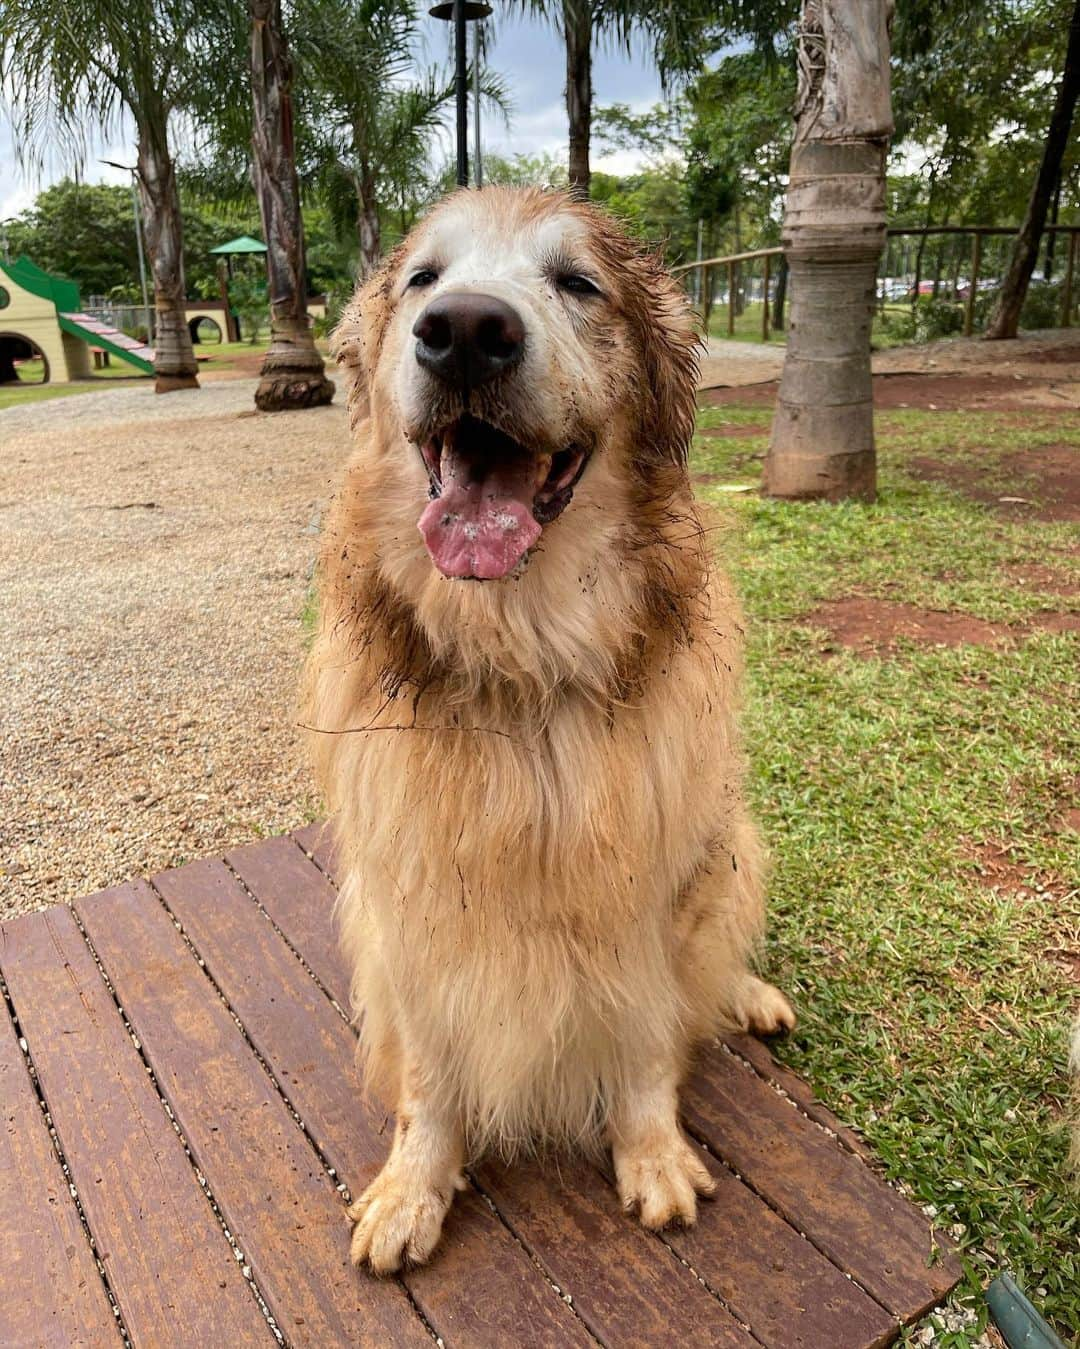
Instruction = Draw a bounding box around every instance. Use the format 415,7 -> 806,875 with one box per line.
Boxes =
871,373 -> 1074,411
699,383 -> 778,409
700,371 -> 1080,412
1009,563 -> 1080,597
806,598 -> 1079,655
960,847 -> 1077,986
907,445 -> 1080,522
964,841 -> 1039,895
696,423 -> 765,439
808,599 -> 1012,652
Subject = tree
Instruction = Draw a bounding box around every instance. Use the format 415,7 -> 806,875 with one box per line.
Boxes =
986,0 -> 1080,338
517,0 -> 719,198
1,182 -> 140,296
249,0 -> 334,410
301,0 -> 464,277
0,0 -> 203,391
763,0 -> 894,502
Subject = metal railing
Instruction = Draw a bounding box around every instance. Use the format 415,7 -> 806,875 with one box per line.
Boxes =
675,225 -> 1080,342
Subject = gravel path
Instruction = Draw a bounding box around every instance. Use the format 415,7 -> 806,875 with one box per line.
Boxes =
1,378 -> 350,919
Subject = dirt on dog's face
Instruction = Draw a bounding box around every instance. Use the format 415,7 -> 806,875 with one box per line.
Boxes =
389,194 -> 629,580
342,189 -> 696,584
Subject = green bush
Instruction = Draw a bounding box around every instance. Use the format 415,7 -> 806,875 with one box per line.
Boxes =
973,279 -> 1063,331
312,292 -> 348,341
1019,280 -> 1063,329
913,297 -> 964,342
228,274 -> 268,344
878,307 -> 916,343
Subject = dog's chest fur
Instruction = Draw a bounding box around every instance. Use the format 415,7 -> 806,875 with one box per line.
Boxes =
326,631 -> 736,1150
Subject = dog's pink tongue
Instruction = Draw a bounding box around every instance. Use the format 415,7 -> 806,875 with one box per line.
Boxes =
419,448 -> 541,580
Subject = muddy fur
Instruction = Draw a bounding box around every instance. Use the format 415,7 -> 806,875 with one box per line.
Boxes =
302,188 -> 793,1270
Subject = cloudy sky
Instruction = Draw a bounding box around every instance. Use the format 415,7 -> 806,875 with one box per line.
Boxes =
0,10 -> 665,220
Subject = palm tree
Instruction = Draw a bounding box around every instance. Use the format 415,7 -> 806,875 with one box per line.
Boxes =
762,0 -> 893,502
301,0 -> 467,277
249,0 -> 334,410
517,0 -> 720,198
0,0 -> 202,391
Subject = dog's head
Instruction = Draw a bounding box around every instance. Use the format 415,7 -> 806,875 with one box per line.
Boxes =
334,188 -> 700,584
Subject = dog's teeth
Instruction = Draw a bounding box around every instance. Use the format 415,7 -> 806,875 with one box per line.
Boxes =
534,453 -> 553,490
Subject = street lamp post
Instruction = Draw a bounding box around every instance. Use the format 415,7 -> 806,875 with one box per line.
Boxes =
100,159 -> 153,342
429,0 -> 491,188
473,21 -> 483,187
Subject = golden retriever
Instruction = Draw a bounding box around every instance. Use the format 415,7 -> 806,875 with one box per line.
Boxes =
302,186 -> 795,1273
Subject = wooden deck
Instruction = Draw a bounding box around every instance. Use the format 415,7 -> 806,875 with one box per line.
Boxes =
1,825 -> 961,1348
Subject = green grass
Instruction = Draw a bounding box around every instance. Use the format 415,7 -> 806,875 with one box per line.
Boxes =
0,379 -> 116,411
194,336 -> 332,371
692,406 -> 1079,1342
195,337 -> 270,363
0,349 -> 153,411
703,299 -> 943,350
706,298 -> 787,345
0,333 -> 324,411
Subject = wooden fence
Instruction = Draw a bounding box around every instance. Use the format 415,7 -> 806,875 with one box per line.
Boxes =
674,224 -> 1080,341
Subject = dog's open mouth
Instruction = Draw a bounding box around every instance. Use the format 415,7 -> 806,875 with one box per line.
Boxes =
416,414 -> 589,580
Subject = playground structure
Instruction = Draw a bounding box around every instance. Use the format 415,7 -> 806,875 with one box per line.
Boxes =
204,234 -> 327,344
0,255 -> 154,381
0,246 -> 328,384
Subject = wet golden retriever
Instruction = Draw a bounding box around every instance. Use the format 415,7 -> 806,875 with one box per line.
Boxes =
302,187 -> 794,1273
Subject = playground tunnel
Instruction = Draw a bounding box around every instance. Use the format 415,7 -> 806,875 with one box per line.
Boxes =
0,332 -> 48,384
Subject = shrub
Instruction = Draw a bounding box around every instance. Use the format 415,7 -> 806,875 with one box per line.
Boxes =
312,292 -> 347,341
878,307 -> 916,343
228,274 -> 268,344
913,297 -> 964,342
973,279 -> 1063,332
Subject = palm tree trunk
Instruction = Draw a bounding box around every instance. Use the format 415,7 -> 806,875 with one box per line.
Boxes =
250,0 -> 333,411
564,0 -> 592,199
985,0 -> 1080,340
764,0 -> 893,502
136,122 -> 198,394
357,173 -> 381,279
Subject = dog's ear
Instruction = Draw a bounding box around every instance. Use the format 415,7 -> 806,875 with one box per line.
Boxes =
580,203 -> 700,466
630,248 -> 702,466
331,247 -> 406,432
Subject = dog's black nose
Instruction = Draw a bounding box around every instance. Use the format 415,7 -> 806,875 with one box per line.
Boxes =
413,292 -> 525,390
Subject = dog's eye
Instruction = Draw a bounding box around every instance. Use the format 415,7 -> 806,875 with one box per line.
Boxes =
557,274 -> 601,297
407,269 -> 439,289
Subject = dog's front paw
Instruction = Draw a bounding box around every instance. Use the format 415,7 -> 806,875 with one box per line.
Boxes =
613,1130 -> 716,1230
347,1163 -> 462,1274
733,975 -> 796,1038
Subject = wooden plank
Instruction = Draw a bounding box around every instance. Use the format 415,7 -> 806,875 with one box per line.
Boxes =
227,836 -> 351,1007
406,1187 -> 596,1349
651,1148 -> 896,1349
0,959 -> 118,1349
0,907 -> 272,1348
682,1048 -> 961,1320
723,1034 -> 877,1164
478,1156 -> 753,1348
75,881 -> 428,1349
292,819 -> 342,883
233,831 -> 944,1344
155,859 -> 387,1171
155,857 -> 593,1348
